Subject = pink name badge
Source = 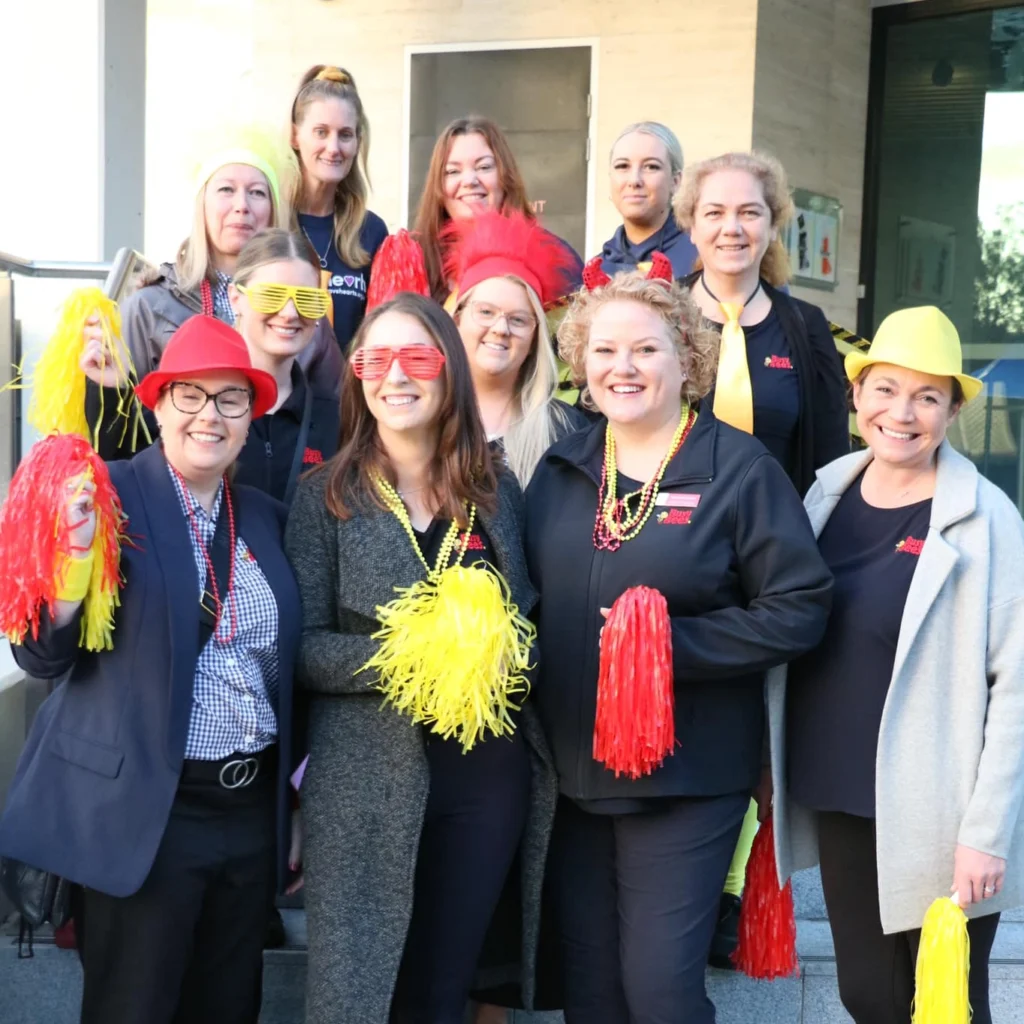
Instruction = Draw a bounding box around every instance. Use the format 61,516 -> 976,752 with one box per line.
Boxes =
656,491 -> 701,508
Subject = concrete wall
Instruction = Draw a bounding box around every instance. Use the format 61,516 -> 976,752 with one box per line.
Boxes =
752,0 -> 872,330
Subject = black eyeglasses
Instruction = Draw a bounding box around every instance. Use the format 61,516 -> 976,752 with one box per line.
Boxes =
167,382 -> 253,418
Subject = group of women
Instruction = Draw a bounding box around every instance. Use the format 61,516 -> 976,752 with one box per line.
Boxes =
1,61 -> 1023,1024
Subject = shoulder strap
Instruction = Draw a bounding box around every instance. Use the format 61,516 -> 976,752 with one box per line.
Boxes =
284,383 -> 315,507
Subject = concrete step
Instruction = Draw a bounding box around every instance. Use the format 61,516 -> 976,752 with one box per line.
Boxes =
6,868 -> 1024,1024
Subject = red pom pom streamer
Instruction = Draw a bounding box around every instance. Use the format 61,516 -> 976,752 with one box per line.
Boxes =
593,585 -> 675,779
0,434 -> 124,650
732,814 -> 799,980
366,230 -> 431,310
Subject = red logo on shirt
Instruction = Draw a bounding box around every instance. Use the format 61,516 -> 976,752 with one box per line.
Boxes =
764,355 -> 793,369
895,536 -> 925,556
657,509 -> 693,526
302,447 -> 324,465
463,533 -> 487,551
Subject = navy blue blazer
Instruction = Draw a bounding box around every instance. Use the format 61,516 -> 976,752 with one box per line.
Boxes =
0,444 -> 301,897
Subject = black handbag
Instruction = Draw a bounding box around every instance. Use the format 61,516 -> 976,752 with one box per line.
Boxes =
0,856 -> 72,957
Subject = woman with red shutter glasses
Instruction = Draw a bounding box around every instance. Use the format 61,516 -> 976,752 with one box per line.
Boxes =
524,264 -> 831,1024
284,292 -> 556,1023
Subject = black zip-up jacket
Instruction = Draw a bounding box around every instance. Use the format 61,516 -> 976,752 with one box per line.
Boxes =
524,407 -> 833,803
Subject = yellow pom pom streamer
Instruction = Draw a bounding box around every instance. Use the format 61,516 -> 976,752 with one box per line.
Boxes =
357,476 -> 536,751
911,896 -> 971,1024
19,288 -> 150,451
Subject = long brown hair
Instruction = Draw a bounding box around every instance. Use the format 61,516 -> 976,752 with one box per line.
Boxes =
413,117 -> 534,301
289,65 -> 373,268
322,292 -> 497,525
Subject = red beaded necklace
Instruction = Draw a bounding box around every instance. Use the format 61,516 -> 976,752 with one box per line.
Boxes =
200,278 -> 214,317
172,467 -> 238,642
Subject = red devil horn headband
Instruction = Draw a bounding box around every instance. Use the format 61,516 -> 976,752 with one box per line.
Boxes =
582,252 -> 674,291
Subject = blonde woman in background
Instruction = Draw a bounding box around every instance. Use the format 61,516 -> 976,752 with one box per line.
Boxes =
289,65 -> 388,351
674,150 -> 849,968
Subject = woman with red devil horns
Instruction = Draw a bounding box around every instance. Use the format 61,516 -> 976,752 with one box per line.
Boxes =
523,260 -> 833,1023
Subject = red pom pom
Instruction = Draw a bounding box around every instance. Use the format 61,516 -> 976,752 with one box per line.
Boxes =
0,434 -> 123,644
593,585 -> 675,779
366,230 -> 430,311
732,814 -> 799,980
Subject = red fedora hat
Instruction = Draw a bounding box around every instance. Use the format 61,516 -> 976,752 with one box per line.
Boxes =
135,315 -> 277,418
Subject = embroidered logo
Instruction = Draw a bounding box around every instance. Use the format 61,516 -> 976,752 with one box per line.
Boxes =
764,355 -> 793,369
302,447 -> 324,464
657,509 -> 693,526
463,533 -> 487,551
895,536 -> 925,556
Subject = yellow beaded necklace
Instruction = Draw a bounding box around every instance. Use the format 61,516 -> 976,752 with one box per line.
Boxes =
594,405 -> 697,552
374,475 -> 475,579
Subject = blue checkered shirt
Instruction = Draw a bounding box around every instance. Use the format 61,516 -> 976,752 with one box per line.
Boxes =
213,270 -> 236,325
169,468 -> 279,760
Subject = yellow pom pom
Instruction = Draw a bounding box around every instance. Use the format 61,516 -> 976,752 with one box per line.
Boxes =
359,563 -> 536,751
54,552 -> 94,603
912,896 -> 971,1024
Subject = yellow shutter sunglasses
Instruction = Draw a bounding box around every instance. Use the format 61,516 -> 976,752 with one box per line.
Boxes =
236,283 -> 332,321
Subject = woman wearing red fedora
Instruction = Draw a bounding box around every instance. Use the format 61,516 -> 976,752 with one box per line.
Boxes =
0,315 -> 302,1024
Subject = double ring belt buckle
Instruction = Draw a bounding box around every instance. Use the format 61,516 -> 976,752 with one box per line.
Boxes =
218,756 -> 260,789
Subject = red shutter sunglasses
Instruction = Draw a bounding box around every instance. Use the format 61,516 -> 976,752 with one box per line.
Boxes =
350,344 -> 447,381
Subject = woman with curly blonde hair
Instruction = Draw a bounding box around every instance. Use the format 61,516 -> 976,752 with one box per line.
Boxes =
524,265 -> 832,1024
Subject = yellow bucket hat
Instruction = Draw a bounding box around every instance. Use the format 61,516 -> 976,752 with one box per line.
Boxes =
844,306 -> 982,403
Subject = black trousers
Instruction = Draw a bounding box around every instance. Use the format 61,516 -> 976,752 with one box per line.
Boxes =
818,810 -> 1000,1024
547,792 -> 749,1024
392,732 -> 531,1024
76,770 -> 277,1024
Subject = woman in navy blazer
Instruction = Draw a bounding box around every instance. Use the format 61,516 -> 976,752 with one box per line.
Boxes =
0,316 -> 300,1024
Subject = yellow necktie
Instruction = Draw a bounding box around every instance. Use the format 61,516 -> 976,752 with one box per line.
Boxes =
319,269 -> 334,326
712,302 -> 754,434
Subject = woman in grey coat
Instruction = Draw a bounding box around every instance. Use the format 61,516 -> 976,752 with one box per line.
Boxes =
769,305 -> 1024,1024
285,292 -> 557,1024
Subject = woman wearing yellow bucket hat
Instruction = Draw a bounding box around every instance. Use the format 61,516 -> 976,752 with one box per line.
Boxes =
768,305 -> 1024,1023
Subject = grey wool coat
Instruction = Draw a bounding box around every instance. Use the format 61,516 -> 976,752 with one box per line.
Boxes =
285,468 -> 558,1024
769,441 -> 1024,933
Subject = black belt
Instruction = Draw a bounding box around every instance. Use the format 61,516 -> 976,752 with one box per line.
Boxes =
181,745 -> 278,789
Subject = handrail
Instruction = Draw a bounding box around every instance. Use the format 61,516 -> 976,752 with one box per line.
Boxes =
0,251 -> 112,280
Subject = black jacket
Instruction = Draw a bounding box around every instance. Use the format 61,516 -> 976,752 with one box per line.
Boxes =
524,408 -> 833,803
680,273 -> 850,495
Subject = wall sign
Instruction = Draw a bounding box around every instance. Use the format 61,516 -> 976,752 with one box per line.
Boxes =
784,189 -> 842,291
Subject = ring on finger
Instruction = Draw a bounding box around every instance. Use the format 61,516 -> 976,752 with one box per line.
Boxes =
983,884 -> 996,896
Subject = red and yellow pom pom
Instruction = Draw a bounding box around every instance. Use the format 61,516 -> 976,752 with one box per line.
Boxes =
0,434 -> 125,651
911,896 -> 971,1023
593,585 -> 675,779
366,230 -> 431,311
733,814 -> 799,980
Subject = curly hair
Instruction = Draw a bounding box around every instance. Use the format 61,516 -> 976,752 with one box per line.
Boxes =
557,271 -> 719,411
673,151 -> 795,288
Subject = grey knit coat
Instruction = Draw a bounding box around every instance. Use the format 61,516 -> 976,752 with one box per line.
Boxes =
285,469 -> 558,1024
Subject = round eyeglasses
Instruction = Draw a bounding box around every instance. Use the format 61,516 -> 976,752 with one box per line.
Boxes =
167,382 -> 253,418
465,301 -> 537,336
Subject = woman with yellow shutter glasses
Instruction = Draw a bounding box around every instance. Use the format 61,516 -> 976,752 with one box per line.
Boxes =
673,150 -> 849,966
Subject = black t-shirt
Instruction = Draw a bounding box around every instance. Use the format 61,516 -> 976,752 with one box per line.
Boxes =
786,474 -> 931,817
411,516 -> 527,773
297,210 -> 389,351
706,308 -> 801,477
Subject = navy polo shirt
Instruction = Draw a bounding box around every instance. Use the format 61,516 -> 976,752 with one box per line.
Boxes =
786,475 -> 931,817
297,210 -> 389,351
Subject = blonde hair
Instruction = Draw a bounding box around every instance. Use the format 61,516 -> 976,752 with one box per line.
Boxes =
290,65 -> 373,268
610,121 -> 684,178
673,151 -> 795,287
557,271 -> 718,411
176,170 -> 288,293
456,276 -> 571,487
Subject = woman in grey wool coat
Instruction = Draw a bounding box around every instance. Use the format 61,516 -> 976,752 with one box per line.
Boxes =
284,291 -> 557,1024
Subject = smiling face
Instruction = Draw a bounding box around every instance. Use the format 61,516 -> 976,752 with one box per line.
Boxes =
203,164 -> 274,261
442,133 -> 505,221
155,370 -> 253,486
585,299 -> 687,431
292,97 -> 360,188
230,259 -> 321,364
690,168 -> 773,279
455,277 -> 537,385
854,363 -> 960,471
359,312 -> 447,441
610,131 -> 680,229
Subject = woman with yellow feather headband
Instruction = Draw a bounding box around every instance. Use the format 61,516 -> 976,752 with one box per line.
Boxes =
284,290 -> 556,1023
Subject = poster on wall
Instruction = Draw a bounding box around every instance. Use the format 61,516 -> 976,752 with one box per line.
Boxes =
895,216 -> 956,308
784,190 -> 841,291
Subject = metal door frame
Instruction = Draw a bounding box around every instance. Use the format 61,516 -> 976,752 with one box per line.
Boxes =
402,38 -> 600,257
